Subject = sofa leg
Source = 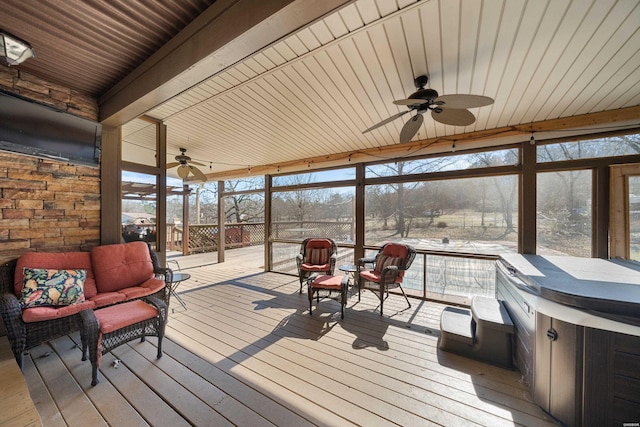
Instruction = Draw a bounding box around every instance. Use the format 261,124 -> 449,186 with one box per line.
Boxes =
91,367 -> 99,386
17,351 -> 24,370
79,310 -> 100,386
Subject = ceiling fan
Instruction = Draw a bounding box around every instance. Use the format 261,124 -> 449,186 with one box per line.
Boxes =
167,148 -> 207,181
363,75 -> 494,143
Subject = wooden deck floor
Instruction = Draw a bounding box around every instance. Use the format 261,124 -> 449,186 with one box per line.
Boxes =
22,248 -> 558,426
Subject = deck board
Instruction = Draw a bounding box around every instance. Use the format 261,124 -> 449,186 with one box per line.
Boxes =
19,248 -> 558,426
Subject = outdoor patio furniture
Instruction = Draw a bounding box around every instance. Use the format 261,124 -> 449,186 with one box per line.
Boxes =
307,274 -> 348,319
0,241 -> 171,368
356,243 -> 416,315
167,271 -> 190,312
295,238 -> 337,293
81,297 -> 167,385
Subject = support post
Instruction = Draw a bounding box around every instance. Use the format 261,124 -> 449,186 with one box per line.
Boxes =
182,184 -> 190,256
217,180 -> 225,263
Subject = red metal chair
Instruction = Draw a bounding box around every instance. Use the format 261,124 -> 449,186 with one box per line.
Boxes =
295,238 -> 337,293
356,242 -> 416,315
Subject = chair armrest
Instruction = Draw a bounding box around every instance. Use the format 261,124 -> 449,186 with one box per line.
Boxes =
379,265 -> 400,285
151,267 -> 173,308
355,258 -> 375,291
295,253 -> 304,269
356,257 -> 375,269
0,292 -> 23,319
0,259 -> 17,295
0,292 -> 26,355
329,254 -> 337,274
144,296 -> 168,325
155,267 -> 173,281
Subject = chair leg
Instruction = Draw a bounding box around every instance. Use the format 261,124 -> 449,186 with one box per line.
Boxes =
398,284 -> 412,309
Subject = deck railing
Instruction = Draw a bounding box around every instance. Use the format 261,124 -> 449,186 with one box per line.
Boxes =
271,221 -> 354,242
270,241 -> 498,305
188,223 -> 265,254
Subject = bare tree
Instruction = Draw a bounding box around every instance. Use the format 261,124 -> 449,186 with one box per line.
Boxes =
470,151 -> 519,234
272,174 -> 325,223
366,157 -> 453,237
223,178 -> 264,222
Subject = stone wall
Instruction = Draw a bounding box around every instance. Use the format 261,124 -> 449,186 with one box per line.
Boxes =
0,65 -> 100,264
0,65 -> 98,120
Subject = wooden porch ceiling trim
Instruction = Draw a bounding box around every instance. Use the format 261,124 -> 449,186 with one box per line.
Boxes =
196,106 -> 640,181
99,0 -> 354,126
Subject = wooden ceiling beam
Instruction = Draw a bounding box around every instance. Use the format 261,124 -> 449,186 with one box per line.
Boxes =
99,0 -> 353,126
197,106 -> 640,181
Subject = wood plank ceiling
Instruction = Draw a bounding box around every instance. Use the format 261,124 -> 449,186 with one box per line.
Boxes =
2,0 -> 640,179
147,0 -> 640,179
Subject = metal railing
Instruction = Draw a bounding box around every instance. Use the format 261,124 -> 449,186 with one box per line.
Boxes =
270,241 -> 498,305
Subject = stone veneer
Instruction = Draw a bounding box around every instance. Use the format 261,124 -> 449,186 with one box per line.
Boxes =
0,64 -> 100,265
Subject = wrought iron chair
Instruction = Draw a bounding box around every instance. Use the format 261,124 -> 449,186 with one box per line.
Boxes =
356,242 -> 416,315
295,238 -> 337,293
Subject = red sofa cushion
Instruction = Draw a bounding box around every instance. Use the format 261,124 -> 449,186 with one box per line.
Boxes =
88,292 -> 127,308
91,242 -> 155,293
94,300 -> 158,334
14,252 -> 98,299
21,300 -> 95,323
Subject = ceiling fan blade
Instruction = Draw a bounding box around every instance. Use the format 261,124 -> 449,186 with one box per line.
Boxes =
431,108 -> 476,126
166,162 -> 180,168
399,113 -> 424,143
434,94 -> 494,109
362,110 -> 410,133
393,98 -> 428,106
177,164 -> 190,179
189,165 -> 208,182
190,161 -> 206,166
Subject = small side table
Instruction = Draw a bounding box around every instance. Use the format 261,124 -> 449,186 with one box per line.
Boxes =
339,264 -> 357,276
168,272 -> 190,312
339,264 -> 358,291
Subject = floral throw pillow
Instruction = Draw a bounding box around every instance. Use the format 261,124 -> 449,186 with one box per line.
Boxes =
20,268 -> 86,308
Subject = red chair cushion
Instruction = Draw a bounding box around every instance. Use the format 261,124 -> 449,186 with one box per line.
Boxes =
381,243 -> 409,259
310,275 -> 342,290
301,262 -> 331,272
94,300 -> 158,334
305,248 -> 330,265
91,242 -> 154,293
374,255 -> 402,273
359,269 -> 383,283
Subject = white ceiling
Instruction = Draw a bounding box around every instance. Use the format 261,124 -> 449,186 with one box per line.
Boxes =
122,0 -> 640,180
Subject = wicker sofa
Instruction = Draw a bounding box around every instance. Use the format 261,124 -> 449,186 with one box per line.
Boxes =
0,241 -> 170,368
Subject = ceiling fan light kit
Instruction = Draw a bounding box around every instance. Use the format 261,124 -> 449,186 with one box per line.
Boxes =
167,147 -> 207,181
363,75 -> 494,143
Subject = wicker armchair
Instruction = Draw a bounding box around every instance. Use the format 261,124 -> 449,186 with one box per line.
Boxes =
0,243 -> 170,369
356,242 -> 416,315
0,258 -> 89,368
295,238 -> 337,293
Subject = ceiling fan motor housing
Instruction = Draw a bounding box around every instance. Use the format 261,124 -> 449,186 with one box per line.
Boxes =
409,88 -> 439,103
414,75 -> 429,88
